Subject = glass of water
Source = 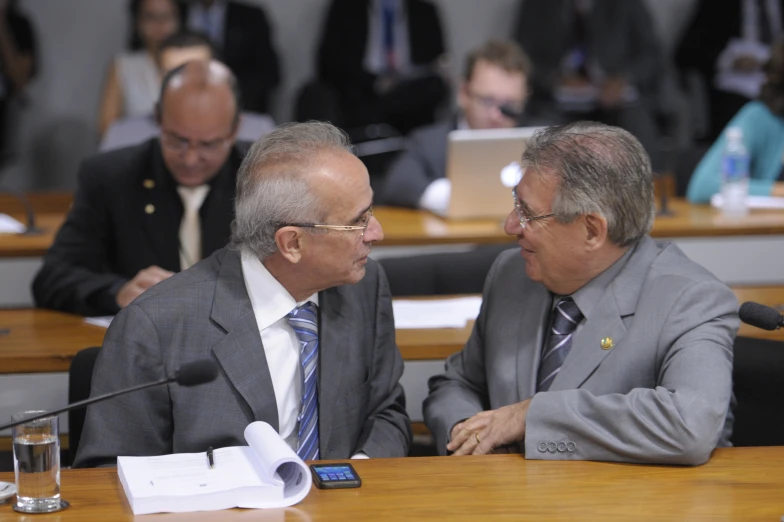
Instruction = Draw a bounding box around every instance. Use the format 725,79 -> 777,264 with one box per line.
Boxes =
11,411 -> 62,513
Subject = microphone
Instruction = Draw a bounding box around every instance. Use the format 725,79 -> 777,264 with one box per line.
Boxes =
739,301 -> 784,331
0,359 -> 219,431
1,190 -> 41,236
499,105 -> 524,122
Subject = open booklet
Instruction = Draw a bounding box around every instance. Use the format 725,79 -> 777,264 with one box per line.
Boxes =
117,421 -> 312,515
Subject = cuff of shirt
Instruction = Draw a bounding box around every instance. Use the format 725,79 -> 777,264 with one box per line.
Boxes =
350,452 -> 369,459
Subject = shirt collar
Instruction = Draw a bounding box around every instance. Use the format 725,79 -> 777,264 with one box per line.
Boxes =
240,249 -> 318,332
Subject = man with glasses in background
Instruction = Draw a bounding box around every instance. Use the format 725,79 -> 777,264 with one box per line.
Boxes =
33,60 -> 247,316
383,39 -> 545,213
424,122 -> 739,465
74,121 -> 411,467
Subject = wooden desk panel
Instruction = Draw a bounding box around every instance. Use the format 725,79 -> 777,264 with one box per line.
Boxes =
0,448 -> 782,520
1,286 -> 781,373
0,214 -> 65,258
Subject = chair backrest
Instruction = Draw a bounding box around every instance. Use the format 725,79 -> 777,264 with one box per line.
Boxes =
379,244 -> 513,297
67,346 -> 101,465
731,336 -> 784,446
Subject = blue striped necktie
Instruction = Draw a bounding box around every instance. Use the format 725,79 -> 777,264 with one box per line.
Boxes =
537,297 -> 583,392
286,302 -> 320,461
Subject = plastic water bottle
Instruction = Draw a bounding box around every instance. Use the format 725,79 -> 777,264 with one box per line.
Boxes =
720,127 -> 749,218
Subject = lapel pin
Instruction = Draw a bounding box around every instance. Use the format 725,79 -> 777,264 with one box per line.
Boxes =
145,204 -> 155,215
600,337 -> 613,350
143,179 -> 155,189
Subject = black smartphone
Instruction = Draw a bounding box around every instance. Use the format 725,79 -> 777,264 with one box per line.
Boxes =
309,463 -> 362,489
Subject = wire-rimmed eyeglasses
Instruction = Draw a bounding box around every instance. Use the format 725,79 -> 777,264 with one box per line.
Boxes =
279,208 -> 374,237
512,187 -> 555,229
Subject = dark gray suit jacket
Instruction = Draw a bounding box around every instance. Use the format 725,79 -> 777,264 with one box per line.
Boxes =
73,248 -> 411,467
424,237 -> 739,465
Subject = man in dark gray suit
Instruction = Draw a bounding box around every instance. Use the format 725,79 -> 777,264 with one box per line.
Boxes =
382,40 -> 534,213
74,122 -> 411,467
424,122 -> 738,465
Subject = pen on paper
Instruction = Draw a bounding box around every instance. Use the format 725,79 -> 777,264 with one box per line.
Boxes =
207,446 -> 214,469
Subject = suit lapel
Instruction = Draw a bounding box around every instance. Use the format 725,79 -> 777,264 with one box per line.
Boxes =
139,142 -> 182,272
552,237 -> 660,391
516,282 -> 552,400
316,286 -> 349,453
210,249 -> 279,431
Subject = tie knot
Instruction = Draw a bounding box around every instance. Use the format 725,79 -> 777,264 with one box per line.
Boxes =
177,185 -> 210,212
287,301 -> 319,328
552,297 -> 583,335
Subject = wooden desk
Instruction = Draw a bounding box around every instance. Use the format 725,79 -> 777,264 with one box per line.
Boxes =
0,448 -> 782,520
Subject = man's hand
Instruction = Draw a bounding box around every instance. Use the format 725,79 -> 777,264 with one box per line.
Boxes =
599,76 -> 628,108
116,266 -> 174,308
447,399 -> 531,456
772,181 -> 784,197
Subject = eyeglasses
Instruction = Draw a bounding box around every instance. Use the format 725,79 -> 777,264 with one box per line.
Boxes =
512,187 -> 555,229
467,90 -> 524,115
160,130 -> 234,158
280,208 -> 375,238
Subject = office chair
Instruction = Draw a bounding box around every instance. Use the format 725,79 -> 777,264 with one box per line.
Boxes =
67,346 -> 101,465
731,336 -> 784,447
379,243 -> 514,297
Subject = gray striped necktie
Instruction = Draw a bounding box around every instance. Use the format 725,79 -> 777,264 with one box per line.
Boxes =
286,302 -> 320,461
537,297 -> 583,392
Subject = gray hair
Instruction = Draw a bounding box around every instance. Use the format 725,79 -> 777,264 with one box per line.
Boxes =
520,121 -> 655,247
230,121 -> 354,260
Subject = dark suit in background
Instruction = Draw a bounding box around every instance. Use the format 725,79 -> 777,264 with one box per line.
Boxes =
513,0 -> 662,158
303,0 -> 447,134
32,139 -> 247,316
73,248 -> 411,467
181,1 -> 280,113
675,0 -> 784,139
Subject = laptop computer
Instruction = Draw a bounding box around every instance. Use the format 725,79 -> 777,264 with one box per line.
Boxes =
442,127 -> 543,220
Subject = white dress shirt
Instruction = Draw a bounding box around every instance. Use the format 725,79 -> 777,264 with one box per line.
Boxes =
240,250 -> 317,452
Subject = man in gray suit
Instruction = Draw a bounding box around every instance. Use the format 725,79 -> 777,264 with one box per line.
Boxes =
74,122 -> 411,467
424,122 -> 738,465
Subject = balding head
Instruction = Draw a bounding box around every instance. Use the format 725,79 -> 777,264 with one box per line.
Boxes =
156,60 -> 241,186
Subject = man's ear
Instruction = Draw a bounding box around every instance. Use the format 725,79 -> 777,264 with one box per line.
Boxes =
275,226 -> 304,264
583,213 -> 609,251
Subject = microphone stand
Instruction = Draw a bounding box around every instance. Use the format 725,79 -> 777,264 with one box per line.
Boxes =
1,190 -> 42,235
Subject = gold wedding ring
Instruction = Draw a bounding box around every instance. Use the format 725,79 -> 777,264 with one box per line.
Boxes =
474,432 -> 481,444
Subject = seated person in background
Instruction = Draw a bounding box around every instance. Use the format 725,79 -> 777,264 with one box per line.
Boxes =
73,121 -> 411,467
676,0 -> 784,140
0,0 -> 37,160
513,0 -> 662,161
33,60 -> 248,316
100,31 -> 275,152
382,40 -> 533,213
98,0 -> 180,136
181,0 -> 280,114
687,37 -> 784,203
424,122 -> 739,465
301,0 -> 448,135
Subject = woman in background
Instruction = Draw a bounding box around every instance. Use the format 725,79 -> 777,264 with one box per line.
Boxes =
97,0 -> 179,136
688,37 -> 784,203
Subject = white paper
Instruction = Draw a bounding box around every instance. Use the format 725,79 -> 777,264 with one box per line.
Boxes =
710,194 -> 784,210
393,296 -> 482,329
84,316 -> 114,328
117,421 -> 311,515
0,214 -> 26,234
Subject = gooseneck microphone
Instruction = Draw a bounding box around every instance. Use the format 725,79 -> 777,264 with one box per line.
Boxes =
0,359 -> 219,431
739,301 -> 784,331
1,190 -> 41,236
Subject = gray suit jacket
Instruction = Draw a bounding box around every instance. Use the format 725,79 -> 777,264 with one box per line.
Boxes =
74,248 -> 411,467
424,237 -> 739,465
381,119 -> 451,208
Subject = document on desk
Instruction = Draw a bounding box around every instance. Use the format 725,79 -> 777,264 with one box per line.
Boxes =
393,296 -> 482,329
711,194 -> 784,209
117,421 -> 311,515
84,316 -> 114,328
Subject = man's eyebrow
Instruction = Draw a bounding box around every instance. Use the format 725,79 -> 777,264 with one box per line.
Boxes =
350,203 -> 372,223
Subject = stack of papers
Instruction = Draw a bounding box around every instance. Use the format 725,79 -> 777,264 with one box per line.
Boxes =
392,296 -> 482,329
710,194 -> 784,210
84,316 -> 114,328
